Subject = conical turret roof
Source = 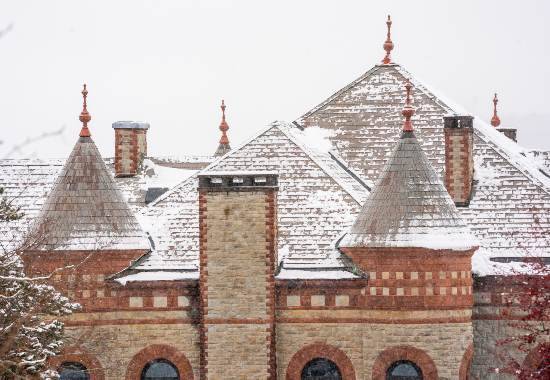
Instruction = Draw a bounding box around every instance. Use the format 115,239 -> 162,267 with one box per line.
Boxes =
339,83 -> 476,251
30,86 -> 149,251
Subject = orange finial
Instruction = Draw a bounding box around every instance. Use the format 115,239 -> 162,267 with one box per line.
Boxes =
79,84 -> 91,137
219,100 -> 229,145
382,15 -> 394,64
402,80 -> 415,132
490,93 -> 501,127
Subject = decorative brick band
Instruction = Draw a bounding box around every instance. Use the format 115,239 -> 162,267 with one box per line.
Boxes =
125,344 -> 194,380
286,343 -> 356,380
49,346 -> 105,380
371,345 -> 438,380
459,343 -> 474,380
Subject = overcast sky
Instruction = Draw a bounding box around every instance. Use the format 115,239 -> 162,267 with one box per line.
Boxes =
1,0 -> 549,159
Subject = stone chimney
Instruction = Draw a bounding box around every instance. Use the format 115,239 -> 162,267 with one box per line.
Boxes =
112,121 -> 149,177
444,115 -> 474,206
198,172 -> 278,379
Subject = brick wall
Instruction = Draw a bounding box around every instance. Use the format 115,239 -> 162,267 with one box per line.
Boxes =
198,173 -> 277,379
277,321 -> 473,380
62,319 -> 199,379
114,127 -> 148,177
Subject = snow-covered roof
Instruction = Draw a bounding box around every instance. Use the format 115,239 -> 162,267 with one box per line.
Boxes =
0,155 -> 205,251
136,122 -> 370,279
340,129 -> 476,250
29,135 -> 150,251
298,63 -> 550,268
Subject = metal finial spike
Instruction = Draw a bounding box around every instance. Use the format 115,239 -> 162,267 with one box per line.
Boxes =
79,83 -> 92,137
382,15 -> 394,64
491,93 -> 501,127
402,80 -> 415,132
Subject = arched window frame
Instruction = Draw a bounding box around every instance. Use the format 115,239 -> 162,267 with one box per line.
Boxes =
386,360 -> 423,379
58,361 -> 90,380
372,345 -> 438,380
301,357 -> 342,379
140,358 -> 180,380
125,345 -> 194,380
286,343 -> 356,380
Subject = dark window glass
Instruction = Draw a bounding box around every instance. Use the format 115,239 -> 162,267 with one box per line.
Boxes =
141,359 -> 179,380
58,362 -> 89,380
386,360 -> 423,380
301,358 -> 342,380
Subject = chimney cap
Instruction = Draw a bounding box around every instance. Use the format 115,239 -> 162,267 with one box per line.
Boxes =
112,121 -> 150,130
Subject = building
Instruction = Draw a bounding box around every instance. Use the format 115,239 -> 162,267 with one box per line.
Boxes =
1,16 -> 549,380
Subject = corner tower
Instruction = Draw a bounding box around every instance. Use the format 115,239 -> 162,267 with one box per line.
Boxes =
24,85 -> 150,309
338,81 -> 478,379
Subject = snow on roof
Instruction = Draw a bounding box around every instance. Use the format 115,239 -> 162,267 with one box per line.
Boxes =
340,130 -> 477,251
0,155 -> 205,251
297,63 -> 550,266
137,121 -> 371,278
29,135 -> 151,251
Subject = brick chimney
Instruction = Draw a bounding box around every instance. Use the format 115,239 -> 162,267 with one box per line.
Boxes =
444,115 -> 474,206
198,172 -> 278,379
112,121 -> 150,177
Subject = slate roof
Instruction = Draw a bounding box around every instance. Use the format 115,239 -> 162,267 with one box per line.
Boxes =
340,130 -> 475,250
133,122 -> 369,279
298,63 -> 550,260
29,135 -> 150,251
0,153 -> 204,251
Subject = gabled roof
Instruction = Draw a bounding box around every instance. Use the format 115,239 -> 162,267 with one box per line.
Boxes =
340,130 -> 475,250
135,122 -> 370,279
30,135 -> 150,251
297,63 -> 550,260
0,156 -> 203,251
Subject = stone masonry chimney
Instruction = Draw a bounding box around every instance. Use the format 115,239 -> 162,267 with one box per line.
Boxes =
444,115 -> 475,207
112,121 -> 150,177
198,172 -> 278,379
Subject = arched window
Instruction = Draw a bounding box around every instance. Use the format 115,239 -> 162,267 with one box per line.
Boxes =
301,358 -> 342,380
386,360 -> 423,380
58,362 -> 89,380
141,359 -> 180,380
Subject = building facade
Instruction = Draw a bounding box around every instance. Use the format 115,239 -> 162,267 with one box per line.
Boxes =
2,17 -> 549,380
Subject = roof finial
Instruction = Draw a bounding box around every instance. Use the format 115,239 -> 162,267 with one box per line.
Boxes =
79,84 -> 91,137
490,93 -> 501,127
214,99 -> 231,156
402,80 -> 414,132
382,15 -> 394,64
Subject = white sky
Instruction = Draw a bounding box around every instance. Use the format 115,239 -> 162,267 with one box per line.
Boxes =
1,0 -> 549,159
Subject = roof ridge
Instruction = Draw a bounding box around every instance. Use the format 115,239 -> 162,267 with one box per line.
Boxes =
393,65 -> 550,194
148,123 -> 279,206
277,124 -> 370,204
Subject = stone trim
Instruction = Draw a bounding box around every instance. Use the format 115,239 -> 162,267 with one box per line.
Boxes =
49,346 -> 105,380
198,191 -> 208,380
64,318 -> 194,326
285,343 -> 356,380
265,190 -> 278,380
125,344 -> 194,380
459,343 -> 474,380
371,345 -> 438,380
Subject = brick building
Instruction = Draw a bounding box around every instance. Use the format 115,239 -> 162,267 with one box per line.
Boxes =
1,16 -> 549,380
